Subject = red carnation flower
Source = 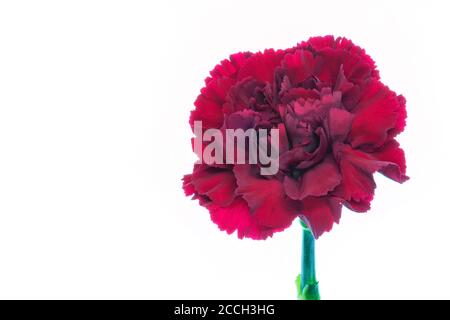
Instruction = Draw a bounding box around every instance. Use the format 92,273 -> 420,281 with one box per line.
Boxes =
183,36 -> 408,239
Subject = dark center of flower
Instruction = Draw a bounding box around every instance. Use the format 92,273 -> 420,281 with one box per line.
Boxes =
299,76 -> 319,89
290,167 -> 304,180
303,132 -> 320,152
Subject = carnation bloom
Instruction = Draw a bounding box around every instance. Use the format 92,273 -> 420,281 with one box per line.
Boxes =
183,36 -> 408,239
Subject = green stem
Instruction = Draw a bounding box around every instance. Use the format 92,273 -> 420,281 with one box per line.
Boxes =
296,220 -> 320,300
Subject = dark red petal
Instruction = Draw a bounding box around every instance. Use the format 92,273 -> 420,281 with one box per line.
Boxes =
370,140 -> 409,183
190,165 -> 237,207
280,87 -> 320,105
237,49 -> 285,83
341,196 -> 372,213
340,158 -> 376,203
336,141 -> 407,178
299,35 -> 337,51
334,65 -> 354,93
349,80 -> 406,148
189,77 -> 235,130
278,123 -> 290,154
281,49 -> 316,84
284,156 -> 341,200
234,165 -> 300,229
297,36 -> 379,85
191,53 -> 252,131
333,141 -> 408,205
279,146 -> 308,172
207,197 -> 279,240
300,197 -> 342,238
182,174 -> 195,196
327,107 -> 354,141
297,127 -> 328,169
283,176 -> 301,199
190,94 -> 224,130
391,95 -> 407,138
201,76 -> 234,103
209,52 -> 252,81
333,144 -> 377,203
334,142 -> 386,173
224,109 -> 260,130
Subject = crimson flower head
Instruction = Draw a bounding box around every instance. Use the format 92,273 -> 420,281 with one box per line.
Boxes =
183,36 -> 408,239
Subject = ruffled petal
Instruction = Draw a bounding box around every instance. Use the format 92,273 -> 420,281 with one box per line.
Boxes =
225,109 -> 260,130
190,94 -> 224,130
281,49 -> 316,84
182,173 -> 195,196
327,107 -> 354,142
188,164 -> 237,207
300,196 -> 342,238
207,197 -> 280,240
297,36 -> 379,85
190,77 -> 236,130
278,123 -> 290,154
284,156 -> 341,200
333,141 -> 408,208
370,140 -> 409,183
191,52 -> 254,130
333,143 -> 377,203
234,165 -> 300,229
338,156 -> 376,203
208,52 -> 252,81
237,49 -> 285,83
349,80 -> 407,148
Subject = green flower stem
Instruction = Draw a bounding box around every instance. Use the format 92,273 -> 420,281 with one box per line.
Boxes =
296,220 -> 320,300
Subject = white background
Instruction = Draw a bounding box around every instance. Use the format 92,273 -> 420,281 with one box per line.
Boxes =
0,1 -> 449,299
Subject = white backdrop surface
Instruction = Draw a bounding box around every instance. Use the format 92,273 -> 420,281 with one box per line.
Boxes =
0,1 -> 449,299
